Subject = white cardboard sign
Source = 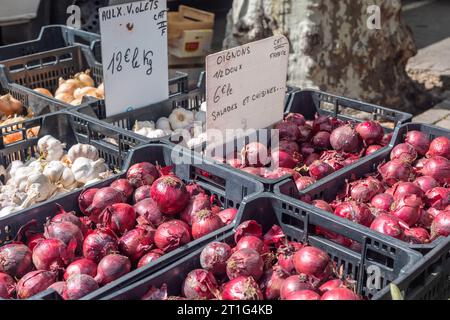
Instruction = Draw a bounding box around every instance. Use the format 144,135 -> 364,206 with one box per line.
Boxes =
99,0 -> 169,117
206,35 -> 289,135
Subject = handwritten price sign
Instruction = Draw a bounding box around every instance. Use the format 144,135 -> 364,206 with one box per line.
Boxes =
206,35 -> 289,135
99,0 -> 168,116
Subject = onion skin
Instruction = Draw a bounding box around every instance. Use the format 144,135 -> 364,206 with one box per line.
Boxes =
133,185 -> 152,203
334,201 -> 374,227
280,275 -> 314,300
200,242 -> 232,276
236,236 -> 269,255
321,287 -> 360,300
312,200 -> 333,213
275,121 -> 301,141
318,279 -> 344,294
78,188 -> 98,216
330,125 -> 361,153
226,248 -> 264,281
32,238 -> 73,271
381,132 -> 394,146
312,131 -> 331,150
221,276 -> 263,300
404,227 -> 430,244
150,176 -> 189,216
431,211 -> 450,238
234,220 -> 263,243
182,269 -> 218,299
285,290 -> 321,300
378,159 -> 414,187
48,281 -> 65,297
285,113 -> 306,126
85,187 -> 126,223
16,270 -> 57,299
392,182 -> 424,201
420,156 -> 450,185
355,121 -> 383,145
390,143 -> 417,163
217,208 -> 238,225
271,149 -> 302,169
64,258 -> 97,280
0,244 -> 33,278
191,210 -> 225,240
365,145 -> 383,156
427,136 -> 450,159
154,220 -> 191,252
260,266 -> 288,300
94,254 -> 131,286
100,203 -> 136,236
391,195 -> 422,227
414,176 -> 439,193
293,246 -> 332,280
371,193 -> 394,211
349,177 -> 384,203
295,176 -> 316,191
133,198 -> 164,226
126,162 -> 160,188
0,272 -> 16,299
370,214 -> 404,240
63,274 -> 99,300
309,160 -> 334,180
405,131 -> 430,156
425,187 -> 450,210
82,228 -> 118,263
137,250 -> 163,268
180,192 -> 211,226
111,179 -> 134,201
119,224 -> 155,263
44,220 -> 84,254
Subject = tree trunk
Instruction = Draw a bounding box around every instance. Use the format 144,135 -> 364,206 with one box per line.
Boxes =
224,0 -> 431,113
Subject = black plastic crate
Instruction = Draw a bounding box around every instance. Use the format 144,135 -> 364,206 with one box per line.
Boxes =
0,143 -> 263,300
275,122 -> 449,252
102,193 -> 423,300
0,25 -> 99,62
0,45 -> 189,115
202,89 -> 413,191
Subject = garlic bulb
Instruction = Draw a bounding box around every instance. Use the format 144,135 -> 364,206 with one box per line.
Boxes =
135,127 -> 152,137
145,129 -> 167,139
67,144 -> 99,162
7,160 -> 24,178
38,135 -> 65,161
43,161 -> 76,188
169,109 -> 194,130
71,157 -> 107,184
156,117 -> 171,131
14,166 -> 39,192
133,120 -> 155,132
25,173 -> 57,202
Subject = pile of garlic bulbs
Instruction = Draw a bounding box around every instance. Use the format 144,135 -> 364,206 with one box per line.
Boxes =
132,106 -> 207,149
0,135 -> 112,217
33,70 -> 104,106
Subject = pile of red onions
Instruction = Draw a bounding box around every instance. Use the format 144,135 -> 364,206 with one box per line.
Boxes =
0,162 -> 235,300
224,114 -> 388,189
141,220 -> 361,301
305,132 -> 450,245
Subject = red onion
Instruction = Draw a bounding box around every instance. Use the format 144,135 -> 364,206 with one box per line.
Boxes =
154,220 -> 191,252
312,131 -> 331,149
309,160 -> 334,180
275,121 -> 301,141
52,207 -> 83,231
378,159 -> 414,187
300,143 -> 315,157
312,200 -> 333,213
221,276 -> 263,300
320,150 -> 346,171
32,238 -> 74,271
330,125 -> 361,153
234,220 -> 262,243
27,233 -> 45,251
276,243 -> 302,274
137,250 -> 163,268
285,290 -> 321,300
381,132 -> 394,146
420,156 -> 450,184
82,228 -> 118,263
271,149 -> 301,169
48,281 -> 65,296
356,121 -> 383,145
392,182 -> 424,200
191,210 -> 225,240
44,221 -> 84,253
419,208 -> 434,228
431,211 -> 450,238
94,254 -> 131,286
371,193 -> 394,211
280,275 -> 314,299
182,269 -> 218,299
226,248 -> 264,281
390,143 -> 417,163
318,279 -> 344,294
133,198 -> 164,226
425,187 -> 450,210
78,188 -> 98,216
285,113 -> 306,126
241,142 -> 270,167
236,236 -> 269,255
180,192 -> 211,226
100,203 -> 136,236
365,145 -> 383,156
85,187 -> 126,222
64,258 -> 97,280
427,136 -> 450,159
0,272 -> 15,299
404,227 -> 430,244
405,131 -> 430,156
0,244 -> 33,278
334,201 -> 374,227
313,115 -> 333,133
295,176 -> 316,191
370,214 -> 404,239
278,140 -> 300,154
133,185 -> 152,203
200,242 -> 232,276
321,287 -> 360,300
293,246 -> 331,280
349,177 -> 384,203
126,162 -> 160,187
217,208 -> 238,225
151,176 -> 189,215
305,153 -> 320,166
111,179 -> 134,201
119,224 -> 154,263
260,266 -> 288,300
391,195 -> 422,226
64,274 -> 99,300
414,176 -> 440,193
16,270 -> 57,299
